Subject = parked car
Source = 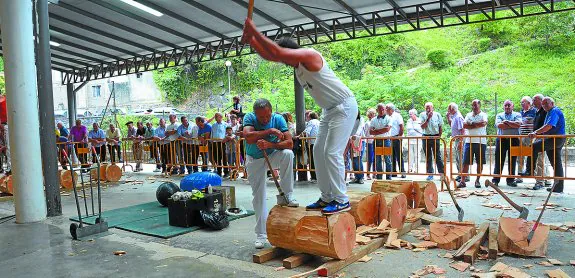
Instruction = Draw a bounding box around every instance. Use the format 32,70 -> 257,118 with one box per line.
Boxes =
151,107 -> 185,115
76,109 -> 93,118
97,108 -> 127,116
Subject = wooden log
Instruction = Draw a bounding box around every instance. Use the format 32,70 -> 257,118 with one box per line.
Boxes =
414,181 -> 438,214
382,192 -> 408,229
348,190 -> 387,226
430,221 -> 476,250
106,164 -> 122,182
266,206 -> 356,259
488,223 -> 499,260
90,164 -> 108,181
456,223 -> 490,264
283,253 -> 312,269
372,180 -> 422,208
60,170 -> 78,190
253,247 -> 287,263
497,217 -> 549,257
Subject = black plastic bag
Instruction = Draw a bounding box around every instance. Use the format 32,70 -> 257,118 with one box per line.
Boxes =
200,210 -> 229,230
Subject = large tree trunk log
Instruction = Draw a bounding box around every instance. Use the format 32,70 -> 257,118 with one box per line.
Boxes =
497,217 -> 549,257
430,221 -> 476,250
414,181 -> 438,214
267,206 -> 356,259
382,192 -> 407,229
371,180 -> 422,209
60,170 -> 78,190
106,164 -> 122,182
348,191 -> 387,226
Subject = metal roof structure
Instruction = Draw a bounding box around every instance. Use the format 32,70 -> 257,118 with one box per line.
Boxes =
1,0 -> 574,84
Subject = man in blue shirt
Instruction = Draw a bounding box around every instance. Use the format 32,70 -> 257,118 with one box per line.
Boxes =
153,119 -> 169,173
196,116 -> 212,172
492,100 -> 522,187
516,96 -> 537,184
88,123 -> 107,163
211,112 -> 229,177
243,99 -> 298,249
57,122 -> 69,138
528,97 -> 566,192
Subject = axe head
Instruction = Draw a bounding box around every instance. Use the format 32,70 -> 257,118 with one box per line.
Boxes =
457,208 -> 464,222
519,207 -> 529,220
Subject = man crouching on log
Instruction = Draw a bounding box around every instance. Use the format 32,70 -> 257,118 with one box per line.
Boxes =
242,19 -> 359,215
243,98 -> 299,249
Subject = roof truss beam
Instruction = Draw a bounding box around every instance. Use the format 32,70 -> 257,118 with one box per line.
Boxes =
180,0 -> 244,29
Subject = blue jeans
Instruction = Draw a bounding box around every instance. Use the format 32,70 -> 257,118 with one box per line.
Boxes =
352,144 -> 365,180
367,143 -> 375,172
375,139 -> 391,180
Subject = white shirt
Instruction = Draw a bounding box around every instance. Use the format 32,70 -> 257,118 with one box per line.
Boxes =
389,112 -> 404,136
369,115 -> 391,138
166,123 -> 180,142
295,50 -> 354,109
406,118 -> 423,145
365,118 -> 375,143
464,111 -> 488,144
304,119 -> 320,144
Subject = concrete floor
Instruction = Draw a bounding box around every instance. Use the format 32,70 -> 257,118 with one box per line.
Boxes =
0,164 -> 574,278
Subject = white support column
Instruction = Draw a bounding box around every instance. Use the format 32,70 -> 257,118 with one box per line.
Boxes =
0,0 -> 47,222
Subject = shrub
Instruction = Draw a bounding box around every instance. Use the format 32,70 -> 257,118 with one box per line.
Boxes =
426,49 -> 452,69
477,38 -> 492,52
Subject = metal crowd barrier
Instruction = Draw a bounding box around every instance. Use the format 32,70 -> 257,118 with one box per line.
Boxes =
448,134 -> 574,188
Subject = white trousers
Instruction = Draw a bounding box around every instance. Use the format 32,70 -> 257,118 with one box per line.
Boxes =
314,97 -> 358,204
245,149 -> 294,238
4,124 -> 10,170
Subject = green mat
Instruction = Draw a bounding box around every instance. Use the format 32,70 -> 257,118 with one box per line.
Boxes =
69,202 -> 169,228
115,210 -> 254,239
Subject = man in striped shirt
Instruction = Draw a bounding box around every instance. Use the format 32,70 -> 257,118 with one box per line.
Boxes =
516,96 -> 536,184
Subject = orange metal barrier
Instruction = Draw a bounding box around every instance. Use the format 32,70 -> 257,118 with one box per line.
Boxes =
449,134 -> 573,188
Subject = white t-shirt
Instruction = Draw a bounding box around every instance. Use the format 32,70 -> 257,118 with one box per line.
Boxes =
406,118 -> 423,145
166,123 -> 180,142
464,111 -> 488,144
369,115 -> 391,138
304,119 -> 320,144
389,112 -> 404,136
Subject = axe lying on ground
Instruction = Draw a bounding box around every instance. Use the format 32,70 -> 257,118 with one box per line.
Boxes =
485,180 -> 529,220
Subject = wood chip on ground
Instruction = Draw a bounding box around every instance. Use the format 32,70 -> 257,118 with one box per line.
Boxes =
546,269 -> 570,278
547,259 -> 564,266
358,255 -> 372,263
450,261 -> 470,272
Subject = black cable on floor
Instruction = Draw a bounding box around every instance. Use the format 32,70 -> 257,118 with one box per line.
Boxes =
0,214 -> 16,224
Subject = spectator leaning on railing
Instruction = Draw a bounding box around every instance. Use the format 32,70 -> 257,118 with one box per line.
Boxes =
177,116 -> 197,174
211,112 -> 229,178
446,102 -> 466,183
106,124 -> 122,163
152,118 -> 169,173
165,114 -> 181,174
365,108 -> 377,180
523,94 -> 552,188
195,116 -> 212,172
370,103 -> 392,180
387,103 -> 405,178
516,96 -> 537,184
527,97 -> 566,193
406,109 -> 423,174
144,122 -> 156,163
492,100 -> 522,187
88,123 -> 107,163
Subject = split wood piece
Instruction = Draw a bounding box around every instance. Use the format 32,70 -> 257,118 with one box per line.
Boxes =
0,175 -> 13,195
382,192 -> 408,229
371,180 -> 422,209
385,229 -> 398,248
316,217 -> 421,277
356,225 -> 377,235
414,181 -> 439,213
377,219 -> 390,230
266,206 -> 356,259
430,221 -> 476,250
347,190 -> 387,226
497,217 -> 549,257
431,208 -> 443,217
406,208 -> 425,223
454,222 -> 489,257
283,253 -> 312,269
356,234 -> 372,245
488,223 -> 499,260
421,213 -> 442,225
253,247 -> 288,263
60,170 -> 78,190
106,164 -> 122,182
546,269 -> 570,278
490,262 -> 532,278
457,223 -> 490,264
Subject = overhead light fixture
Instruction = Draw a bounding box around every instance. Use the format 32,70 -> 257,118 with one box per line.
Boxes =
120,0 -> 163,17
49,41 -> 61,47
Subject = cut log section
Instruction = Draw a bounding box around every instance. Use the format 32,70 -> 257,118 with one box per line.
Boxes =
60,170 -> 78,190
105,164 -> 122,182
414,181 -> 438,214
497,217 -> 549,257
90,164 -> 108,181
382,192 -> 408,229
430,221 -> 476,250
0,175 -> 13,194
488,223 -> 499,260
266,206 -> 356,259
372,180 -> 422,209
348,191 -> 387,226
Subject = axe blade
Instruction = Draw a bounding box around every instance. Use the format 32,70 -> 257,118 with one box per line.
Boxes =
519,207 -> 529,220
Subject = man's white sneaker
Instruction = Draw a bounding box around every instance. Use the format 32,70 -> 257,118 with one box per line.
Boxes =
277,195 -> 299,207
254,239 -> 267,249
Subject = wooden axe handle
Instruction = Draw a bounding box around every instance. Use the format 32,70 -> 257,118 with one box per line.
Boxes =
247,0 -> 255,19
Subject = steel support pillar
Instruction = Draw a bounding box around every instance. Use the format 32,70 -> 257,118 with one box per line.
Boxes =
294,71 -> 308,181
